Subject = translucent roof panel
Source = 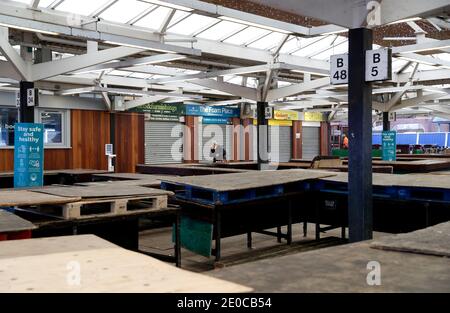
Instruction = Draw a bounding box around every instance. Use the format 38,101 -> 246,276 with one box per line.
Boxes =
290,36 -> 329,54
433,53 -> 450,62
196,20 -> 246,41
12,0 -> 54,7
248,32 -> 285,50
129,72 -> 152,79
108,70 -> 134,76
168,14 -> 217,36
292,35 -> 337,57
311,37 -> 348,60
392,58 -> 411,72
134,6 -> 172,30
167,11 -> 191,28
99,0 -> 151,23
224,27 -> 271,45
278,37 -> 302,54
55,0 -> 111,16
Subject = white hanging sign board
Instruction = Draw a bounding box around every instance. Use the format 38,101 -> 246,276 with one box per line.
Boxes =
365,48 -> 392,82
330,54 -> 348,85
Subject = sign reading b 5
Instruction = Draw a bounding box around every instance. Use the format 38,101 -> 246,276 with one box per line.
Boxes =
365,48 -> 392,82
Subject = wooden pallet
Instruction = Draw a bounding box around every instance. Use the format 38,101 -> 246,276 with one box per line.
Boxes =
22,195 -> 168,220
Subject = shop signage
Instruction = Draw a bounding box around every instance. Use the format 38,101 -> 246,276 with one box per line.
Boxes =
14,123 -> 44,188
133,103 -> 185,121
382,131 -> 396,161
304,112 -> 326,122
253,119 -> 293,126
186,105 -> 240,118
202,116 -> 232,125
274,110 -> 300,121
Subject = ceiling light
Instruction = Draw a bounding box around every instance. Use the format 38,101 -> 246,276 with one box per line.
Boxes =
218,16 -> 292,34
388,17 -> 421,25
320,29 -> 348,36
0,22 -> 59,35
140,0 -> 194,12
291,69 -> 329,77
397,56 -> 436,66
103,40 -> 176,54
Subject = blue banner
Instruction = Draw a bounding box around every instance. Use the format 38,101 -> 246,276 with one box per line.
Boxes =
382,130 -> 396,161
185,104 -> 240,117
14,123 -> 44,188
202,116 -> 232,125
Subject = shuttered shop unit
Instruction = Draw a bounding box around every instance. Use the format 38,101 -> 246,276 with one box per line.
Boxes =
269,126 -> 292,162
302,126 -> 320,160
145,121 -> 183,164
199,122 -> 232,161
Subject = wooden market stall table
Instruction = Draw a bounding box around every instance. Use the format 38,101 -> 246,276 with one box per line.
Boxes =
0,186 -> 182,266
160,169 -> 336,262
0,169 -> 110,188
0,210 -> 36,241
208,222 -> 450,292
136,163 -> 253,176
312,172 -> 450,234
0,234 -> 251,293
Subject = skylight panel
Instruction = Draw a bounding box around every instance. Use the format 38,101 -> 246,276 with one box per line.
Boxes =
134,6 -> 172,30
167,11 -> 191,28
99,0 -> 150,23
248,32 -> 285,50
55,0 -> 110,16
167,14 -> 217,36
196,21 -> 246,40
223,27 -> 270,45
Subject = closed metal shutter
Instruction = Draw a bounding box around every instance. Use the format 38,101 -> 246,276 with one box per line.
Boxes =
199,122 -> 231,161
145,121 -> 183,164
269,126 -> 292,162
302,126 -> 320,160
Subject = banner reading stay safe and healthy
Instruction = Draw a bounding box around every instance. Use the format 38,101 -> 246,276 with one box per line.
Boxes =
14,123 -> 44,188
382,131 -> 397,161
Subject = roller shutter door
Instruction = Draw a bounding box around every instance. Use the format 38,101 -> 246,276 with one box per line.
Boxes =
145,121 -> 183,164
269,126 -> 292,162
199,123 -> 232,161
302,126 -> 320,160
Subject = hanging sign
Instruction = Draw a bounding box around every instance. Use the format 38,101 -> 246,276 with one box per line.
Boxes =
330,48 -> 392,85
382,130 -> 397,161
14,123 -> 44,188
185,105 -> 240,117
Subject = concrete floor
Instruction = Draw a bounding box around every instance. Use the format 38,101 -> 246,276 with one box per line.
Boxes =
139,223 -> 384,272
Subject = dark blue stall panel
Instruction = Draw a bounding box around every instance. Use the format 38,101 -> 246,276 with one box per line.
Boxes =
396,133 -> 417,145
372,133 -> 381,145
447,133 -> 450,147
418,132 -> 446,147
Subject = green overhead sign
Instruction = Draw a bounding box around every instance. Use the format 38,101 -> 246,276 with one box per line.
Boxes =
131,103 -> 185,121
382,131 -> 397,161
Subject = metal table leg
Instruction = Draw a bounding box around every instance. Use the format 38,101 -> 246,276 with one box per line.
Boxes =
247,232 -> 252,249
175,213 -> 181,267
287,199 -> 292,245
215,210 -> 221,262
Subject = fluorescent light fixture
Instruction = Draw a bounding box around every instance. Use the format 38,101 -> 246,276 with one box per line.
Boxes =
320,29 -> 348,36
140,0 -> 193,12
103,40 -> 176,54
388,17 -> 421,25
0,22 -> 59,35
403,45 -> 450,54
218,16 -> 292,34
291,69 -> 329,77
397,56 -> 436,66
